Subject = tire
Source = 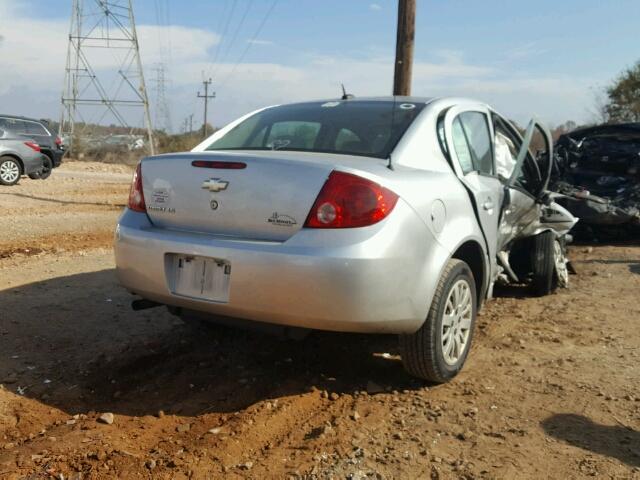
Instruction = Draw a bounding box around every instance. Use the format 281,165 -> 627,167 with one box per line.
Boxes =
29,156 -> 53,180
0,156 -> 21,186
399,259 -> 477,383
531,231 -> 556,296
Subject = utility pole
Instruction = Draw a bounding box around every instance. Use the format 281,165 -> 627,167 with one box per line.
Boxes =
60,0 -> 155,154
197,79 -> 215,138
393,0 -> 416,96
188,114 -> 194,134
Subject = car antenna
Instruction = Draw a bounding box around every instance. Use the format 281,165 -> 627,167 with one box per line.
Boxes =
387,95 -> 397,170
341,83 -> 354,100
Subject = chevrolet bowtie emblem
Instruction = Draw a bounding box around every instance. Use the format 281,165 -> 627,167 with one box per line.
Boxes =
202,178 -> 229,193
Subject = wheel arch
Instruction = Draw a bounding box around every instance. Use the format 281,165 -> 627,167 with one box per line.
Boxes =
41,149 -> 54,162
451,239 -> 487,307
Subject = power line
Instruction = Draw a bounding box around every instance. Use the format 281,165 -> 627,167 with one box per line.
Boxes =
164,0 -> 173,64
207,0 -> 238,79
211,0 -> 255,78
218,0 -> 279,89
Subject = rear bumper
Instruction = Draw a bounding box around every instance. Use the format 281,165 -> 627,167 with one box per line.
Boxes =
41,148 -> 64,168
50,149 -> 64,168
22,154 -> 46,175
114,204 -> 449,334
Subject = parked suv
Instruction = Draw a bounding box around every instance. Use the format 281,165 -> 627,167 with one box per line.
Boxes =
0,115 -> 65,168
0,128 -> 49,185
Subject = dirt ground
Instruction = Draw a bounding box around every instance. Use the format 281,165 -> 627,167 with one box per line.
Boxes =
0,162 -> 639,479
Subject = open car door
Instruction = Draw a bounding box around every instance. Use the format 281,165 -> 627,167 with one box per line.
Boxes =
507,118 -> 553,197
494,115 -> 577,290
494,117 -> 555,252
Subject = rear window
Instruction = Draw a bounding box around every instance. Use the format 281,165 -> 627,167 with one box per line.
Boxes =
206,100 -> 426,159
25,121 -> 49,136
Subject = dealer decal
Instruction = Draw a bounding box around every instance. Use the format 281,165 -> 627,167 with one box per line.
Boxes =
267,212 -> 297,227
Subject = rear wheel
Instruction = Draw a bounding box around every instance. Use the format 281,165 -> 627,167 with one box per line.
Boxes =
0,156 -> 21,186
531,231 -> 556,296
29,156 -> 53,180
400,259 -> 477,383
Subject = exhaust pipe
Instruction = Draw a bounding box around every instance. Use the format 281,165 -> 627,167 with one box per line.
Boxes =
131,299 -> 163,311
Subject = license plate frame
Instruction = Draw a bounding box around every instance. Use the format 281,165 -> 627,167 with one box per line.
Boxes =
168,254 -> 231,303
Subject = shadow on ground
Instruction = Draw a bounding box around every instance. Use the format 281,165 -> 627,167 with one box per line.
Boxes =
542,414 -> 640,467
0,191 -> 125,208
572,257 -> 640,275
0,269 -> 418,418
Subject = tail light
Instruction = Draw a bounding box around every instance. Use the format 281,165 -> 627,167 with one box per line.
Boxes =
304,171 -> 399,228
127,163 -> 146,212
55,136 -> 62,146
24,141 -> 41,152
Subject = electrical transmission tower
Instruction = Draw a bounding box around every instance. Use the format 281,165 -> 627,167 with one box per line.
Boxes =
59,0 -> 155,154
152,63 -> 172,133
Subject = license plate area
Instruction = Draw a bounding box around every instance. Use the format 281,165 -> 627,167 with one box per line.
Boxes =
167,254 -> 231,303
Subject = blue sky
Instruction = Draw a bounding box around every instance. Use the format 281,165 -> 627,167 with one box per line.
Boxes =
1,0 -> 639,131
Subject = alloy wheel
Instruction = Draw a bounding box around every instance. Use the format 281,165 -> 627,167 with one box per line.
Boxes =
0,160 -> 20,184
554,239 -> 570,288
441,279 -> 473,365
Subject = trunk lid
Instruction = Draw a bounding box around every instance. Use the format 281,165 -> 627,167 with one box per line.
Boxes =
141,152 -> 336,241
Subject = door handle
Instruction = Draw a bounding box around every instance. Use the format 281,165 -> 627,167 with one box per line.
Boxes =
483,200 -> 494,211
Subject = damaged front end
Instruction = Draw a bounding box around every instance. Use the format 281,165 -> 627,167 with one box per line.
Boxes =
496,199 -> 577,291
552,123 -> 640,238
492,118 -> 579,295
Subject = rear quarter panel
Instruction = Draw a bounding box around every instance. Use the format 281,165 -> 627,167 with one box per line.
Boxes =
357,99 -> 491,310
0,140 -> 43,174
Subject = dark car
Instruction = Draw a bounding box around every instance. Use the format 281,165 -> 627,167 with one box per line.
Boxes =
0,115 -> 65,168
552,123 -> 640,235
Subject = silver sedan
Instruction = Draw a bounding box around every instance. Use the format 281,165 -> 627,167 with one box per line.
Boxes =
115,97 -> 576,382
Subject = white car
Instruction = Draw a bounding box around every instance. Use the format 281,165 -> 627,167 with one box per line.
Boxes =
115,97 -> 577,382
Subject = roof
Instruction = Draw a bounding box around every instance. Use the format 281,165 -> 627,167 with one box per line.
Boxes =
562,122 -> 640,140
284,96 -> 435,106
0,114 -> 49,124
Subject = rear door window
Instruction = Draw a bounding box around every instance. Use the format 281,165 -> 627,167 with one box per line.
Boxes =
458,112 -> 494,175
451,118 -> 474,174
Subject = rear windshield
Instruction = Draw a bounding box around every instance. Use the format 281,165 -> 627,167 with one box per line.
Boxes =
205,100 -> 426,159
